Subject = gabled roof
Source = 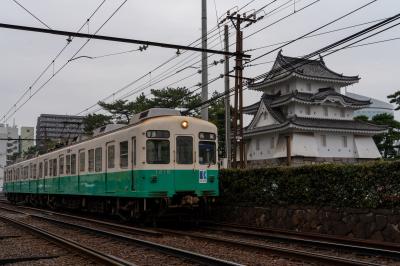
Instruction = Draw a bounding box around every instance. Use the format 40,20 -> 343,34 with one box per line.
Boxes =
249,51 -> 360,90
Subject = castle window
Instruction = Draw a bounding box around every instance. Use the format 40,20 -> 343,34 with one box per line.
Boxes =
323,106 -> 329,117
342,136 -> 348,148
321,135 -> 327,147
340,109 -> 345,118
305,105 -> 311,115
307,83 -> 312,91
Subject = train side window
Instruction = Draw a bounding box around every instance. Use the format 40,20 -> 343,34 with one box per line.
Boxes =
146,140 -> 170,164
53,159 -> 57,176
33,164 -> 37,179
66,155 -> 71,174
71,154 -> 77,175
39,162 -> 43,178
176,136 -> 193,164
95,147 -> 102,172
120,141 -> 129,168
107,145 -> 115,169
29,164 -> 33,179
44,160 -> 48,177
49,160 -> 53,177
79,152 -> 85,172
88,149 -> 95,172
59,155 -> 64,175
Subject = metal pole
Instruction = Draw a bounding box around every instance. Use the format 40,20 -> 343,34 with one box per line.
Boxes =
224,25 -> 231,168
238,31 -> 245,169
201,0 -> 208,121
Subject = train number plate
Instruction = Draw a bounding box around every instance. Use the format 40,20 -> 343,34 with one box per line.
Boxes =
199,170 -> 207,184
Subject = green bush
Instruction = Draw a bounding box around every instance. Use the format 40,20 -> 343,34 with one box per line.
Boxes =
219,161 -> 400,208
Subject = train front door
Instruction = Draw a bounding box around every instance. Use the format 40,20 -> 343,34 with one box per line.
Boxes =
174,135 -> 196,192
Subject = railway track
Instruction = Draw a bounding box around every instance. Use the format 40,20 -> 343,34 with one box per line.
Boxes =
0,205 -> 242,266
198,221 -> 400,259
0,212 -> 136,266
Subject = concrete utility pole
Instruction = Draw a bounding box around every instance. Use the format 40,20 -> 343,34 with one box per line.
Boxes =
224,25 -> 231,167
201,0 -> 208,121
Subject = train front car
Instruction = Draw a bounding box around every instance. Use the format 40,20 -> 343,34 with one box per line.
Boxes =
137,111 -> 219,216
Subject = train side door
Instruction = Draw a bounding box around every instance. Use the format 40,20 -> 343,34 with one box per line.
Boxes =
105,142 -> 116,193
174,135 -> 195,191
131,137 -> 137,191
78,149 -> 85,192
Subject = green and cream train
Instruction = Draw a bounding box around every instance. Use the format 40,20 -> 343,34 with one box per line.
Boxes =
4,108 -> 219,218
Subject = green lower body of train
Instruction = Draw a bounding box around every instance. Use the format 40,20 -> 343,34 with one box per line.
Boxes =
4,169 -> 219,217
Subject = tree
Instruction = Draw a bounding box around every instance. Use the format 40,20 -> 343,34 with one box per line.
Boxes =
371,113 -> 400,158
388,91 -> 400,110
82,114 -> 112,135
23,145 -> 39,158
354,115 -> 369,122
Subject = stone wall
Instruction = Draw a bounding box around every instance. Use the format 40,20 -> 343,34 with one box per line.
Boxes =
211,205 -> 400,243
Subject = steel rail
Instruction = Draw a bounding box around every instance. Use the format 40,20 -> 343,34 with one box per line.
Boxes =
158,228 -> 382,266
0,206 -> 242,266
0,213 -> 137,266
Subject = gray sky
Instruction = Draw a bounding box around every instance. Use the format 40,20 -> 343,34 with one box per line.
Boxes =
0,0 -> 400,129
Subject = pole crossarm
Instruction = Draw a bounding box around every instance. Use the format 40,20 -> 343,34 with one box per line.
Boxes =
0,22 -> 250,58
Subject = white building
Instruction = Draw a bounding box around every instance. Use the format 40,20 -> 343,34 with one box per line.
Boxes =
20,126 -> 35,154
244,51 -> 387,167
0,124 -> 19,190
345,92 -> 395,119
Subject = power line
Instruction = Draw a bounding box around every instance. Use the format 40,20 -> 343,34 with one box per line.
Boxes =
0,0 -> 107,123
2,0 -> 127,123
12,0 -> 52,29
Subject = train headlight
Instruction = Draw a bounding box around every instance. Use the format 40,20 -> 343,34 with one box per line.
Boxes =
181,120 -> 189,129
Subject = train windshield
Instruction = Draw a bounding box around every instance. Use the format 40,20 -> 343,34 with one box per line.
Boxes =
176,136 -> 193,164
199,141 -> 216,165
146,140 -> 170,164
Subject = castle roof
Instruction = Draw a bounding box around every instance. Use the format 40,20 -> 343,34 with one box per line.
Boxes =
249,51 -> 360,90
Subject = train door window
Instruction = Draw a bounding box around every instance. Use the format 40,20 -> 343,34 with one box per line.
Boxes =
132,137 -> 136,166
53,159 -> 57,176
95,147 -> 102,172
66,155 -> 71,174
29,164 -> 33,179
59,155 -> 64,175
107,145 -> 115,169
39,162 -> 43,178
44,160 -> 48,177
199,141 -> 216,165
176,136 -> 193,164
120,141 -> 129,168
88,149 -> 95,172
79,152 -> 85,172
146,139 -> 170,164
71,154 -> 77,175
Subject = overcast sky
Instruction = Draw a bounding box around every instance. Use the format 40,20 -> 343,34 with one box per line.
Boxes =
0,0 -> 399,130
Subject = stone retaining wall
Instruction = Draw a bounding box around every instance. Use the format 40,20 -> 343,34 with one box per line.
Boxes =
211,205 -> 400,243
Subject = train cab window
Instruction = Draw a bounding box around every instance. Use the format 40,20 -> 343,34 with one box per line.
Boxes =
199,141 -> 216,165
146,140 -> 170,164
95,147 -> 102,172
53,159 -> 57,176
44,160 -> 48,177
176,136 -> 193,164
79,152 -> 85,172
59,156 -> 64,175
66,155 -> 71,174
88,149 -> 95,172
120,141 -> 129,168
107,145 -> 115,169
39,162 -> 43,178
71,154 -> 77,175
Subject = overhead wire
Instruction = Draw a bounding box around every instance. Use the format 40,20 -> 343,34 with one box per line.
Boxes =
11,0 -> 52,29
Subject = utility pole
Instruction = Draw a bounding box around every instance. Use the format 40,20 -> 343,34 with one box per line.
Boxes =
224,25 -> 231,168
201,0 -> 208,121
225,12 -> 256,169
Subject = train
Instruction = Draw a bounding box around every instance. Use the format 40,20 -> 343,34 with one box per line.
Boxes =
3,108 -> 219,220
